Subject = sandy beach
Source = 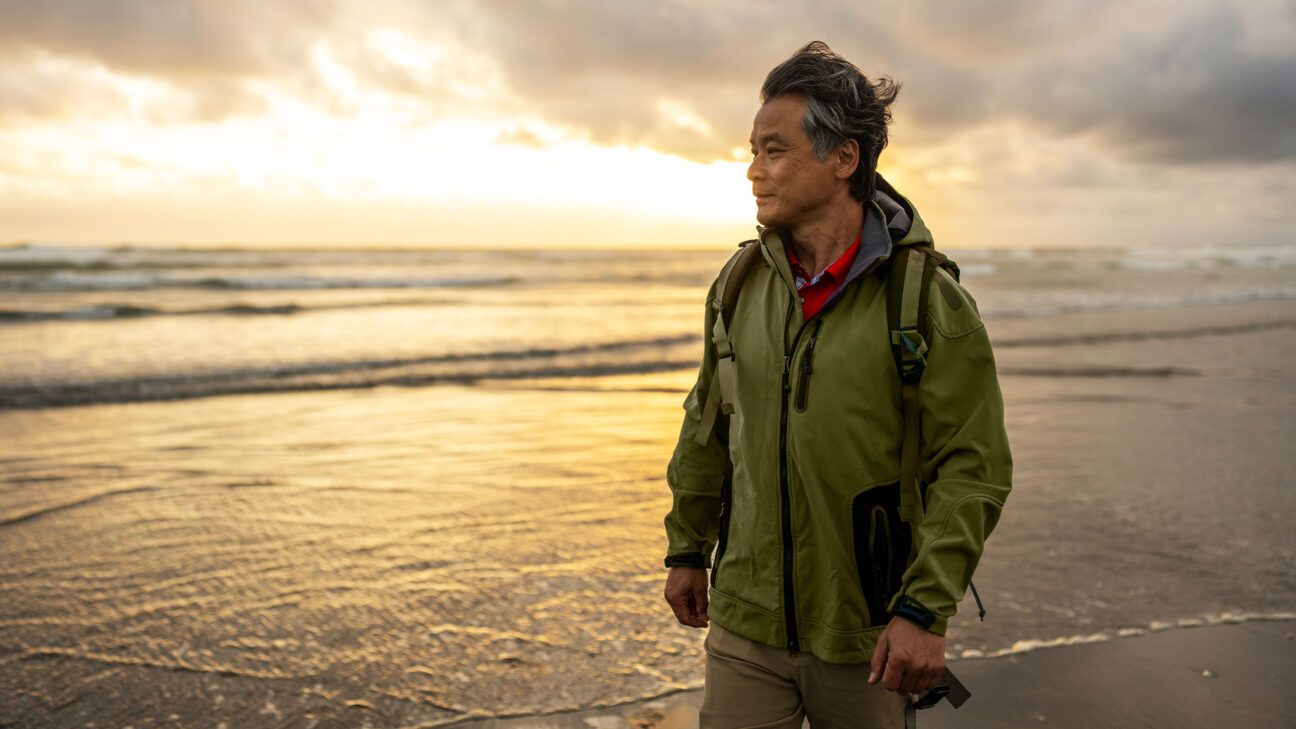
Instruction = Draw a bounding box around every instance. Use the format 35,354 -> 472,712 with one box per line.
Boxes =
4,0 -> 1295,724
457,618 -> 1296,729
2,244 -> 1294,727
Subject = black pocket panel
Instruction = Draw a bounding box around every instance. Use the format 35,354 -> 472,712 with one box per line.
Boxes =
851,482 -> 912,627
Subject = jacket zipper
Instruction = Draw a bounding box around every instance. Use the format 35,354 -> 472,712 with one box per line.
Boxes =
710,472 -> 733,588
777,293 -> 801,651
769,236 -> 896,653
794,318 -> 824,413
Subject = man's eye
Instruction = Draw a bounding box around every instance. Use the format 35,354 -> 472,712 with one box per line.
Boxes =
767,148 -> 785,155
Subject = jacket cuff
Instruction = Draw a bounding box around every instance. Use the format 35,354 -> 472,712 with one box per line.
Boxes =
888,594 -> 947,636
664,552 -> 706,569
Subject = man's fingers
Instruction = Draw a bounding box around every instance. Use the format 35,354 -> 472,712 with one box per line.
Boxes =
904,665 -> 941,696
915,668 -> 935,695
868,631 -> 888,684
666,591 -> 689,625
897,667 -> 919,696
665,586 -> 697,627
924,665 -> 946,693
881,658 -> 904,693
668,590 -> 703,627
874,617 -> 948,695
927,661 -> 948,690
663,568 -> 710,628
680,597 -> 702,627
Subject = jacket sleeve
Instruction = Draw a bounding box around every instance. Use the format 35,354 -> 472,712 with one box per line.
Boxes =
887,275 -> 1013,635
662,277 -> 730,569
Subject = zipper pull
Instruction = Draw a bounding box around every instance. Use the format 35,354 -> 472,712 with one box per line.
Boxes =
782,354 -> 792,375
802,321 -> 823,375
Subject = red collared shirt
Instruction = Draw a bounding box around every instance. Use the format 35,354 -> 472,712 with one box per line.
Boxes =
786,232 -> 862,321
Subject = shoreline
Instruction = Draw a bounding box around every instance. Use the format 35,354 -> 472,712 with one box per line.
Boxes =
451,617 -> 1296,729
4,291 -> 1293,727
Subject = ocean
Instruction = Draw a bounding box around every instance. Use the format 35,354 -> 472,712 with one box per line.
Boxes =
2,241 -> 1294,727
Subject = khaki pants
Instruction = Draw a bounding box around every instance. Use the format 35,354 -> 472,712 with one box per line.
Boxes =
700,622 -> 909,729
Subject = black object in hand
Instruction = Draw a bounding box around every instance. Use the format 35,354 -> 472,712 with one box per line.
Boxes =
911,685 -> 950,710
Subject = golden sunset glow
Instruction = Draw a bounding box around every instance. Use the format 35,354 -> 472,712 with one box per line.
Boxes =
1,1 -> 1293,247
1,55 -> 762,245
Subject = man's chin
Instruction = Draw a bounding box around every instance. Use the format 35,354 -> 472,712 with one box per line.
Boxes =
754,206 -> 783,229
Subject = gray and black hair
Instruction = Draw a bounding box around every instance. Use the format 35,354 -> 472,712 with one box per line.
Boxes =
760,41 -> 901,202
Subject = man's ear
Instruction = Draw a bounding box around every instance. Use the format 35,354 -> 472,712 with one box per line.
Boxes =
835,139 -> 860,181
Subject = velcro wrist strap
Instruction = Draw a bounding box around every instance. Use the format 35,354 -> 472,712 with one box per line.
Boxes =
890,594 -> 937,630
664,552 -> 705,569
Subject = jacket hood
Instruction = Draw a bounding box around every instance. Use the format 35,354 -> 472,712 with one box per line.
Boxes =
873,172 -> 933,248
849,172 -> 933,282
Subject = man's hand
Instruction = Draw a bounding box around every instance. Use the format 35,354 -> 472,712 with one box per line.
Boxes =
664,566 -> 709,628
868,616 -> 945,695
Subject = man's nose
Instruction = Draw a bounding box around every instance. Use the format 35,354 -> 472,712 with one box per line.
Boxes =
747,157 -> 762,183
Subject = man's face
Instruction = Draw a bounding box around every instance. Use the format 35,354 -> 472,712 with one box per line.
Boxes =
747,93 -> 843,229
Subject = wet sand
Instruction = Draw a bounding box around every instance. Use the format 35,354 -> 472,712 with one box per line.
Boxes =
464,618 -> 1296,729
2,291 -> 1293,726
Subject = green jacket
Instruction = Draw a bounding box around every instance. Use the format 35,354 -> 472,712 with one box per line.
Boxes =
663,181 -> 1013,664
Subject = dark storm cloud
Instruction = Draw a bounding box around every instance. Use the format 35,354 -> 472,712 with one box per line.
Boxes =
0,0 -> 332,79
891,1 -> 1113,63
449,0 -> 809,159
1006,7 -> 1296,165
0,0 -> 1291,166
457,0 -> 1295,166
452,0 -> 992,160
0,0 -> 334,124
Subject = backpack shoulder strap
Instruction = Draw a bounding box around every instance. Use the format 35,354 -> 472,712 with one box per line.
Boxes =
693,239 -> 762,446
886,245 -> 937,527
886,244 -> 988,621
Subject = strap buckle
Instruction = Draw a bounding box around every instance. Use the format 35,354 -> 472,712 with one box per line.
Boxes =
891,327 -> 927,381
711,299 -> 735,360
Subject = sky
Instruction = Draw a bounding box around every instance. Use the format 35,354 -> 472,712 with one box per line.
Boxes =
1,0 -> 1294,249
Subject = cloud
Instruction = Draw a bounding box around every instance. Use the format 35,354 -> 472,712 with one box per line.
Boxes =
0,56 -> 273,127
1003,5 -> 1296,165
11,0 -> 1290,168
891,1 -> 1121,64
431,0 -> 1295,169
0,1 -> 525,126
0,57 -> 127,123
0,0 -> 333,125
452,0 -> 991,160
0,0 -> 333,79
2,1 -> 1293,169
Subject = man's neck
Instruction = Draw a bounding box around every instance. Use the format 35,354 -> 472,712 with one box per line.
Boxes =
788,195 -> 865,277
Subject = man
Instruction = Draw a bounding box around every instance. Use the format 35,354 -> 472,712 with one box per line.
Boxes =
662,42 -> 1013,728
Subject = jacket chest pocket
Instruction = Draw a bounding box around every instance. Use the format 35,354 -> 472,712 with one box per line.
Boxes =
851,481 -> 912,627
793,318 -> 824,413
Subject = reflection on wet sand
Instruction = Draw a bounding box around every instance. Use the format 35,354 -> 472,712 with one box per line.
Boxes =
3,244 -> 1295,726
2,380 -> 713,725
